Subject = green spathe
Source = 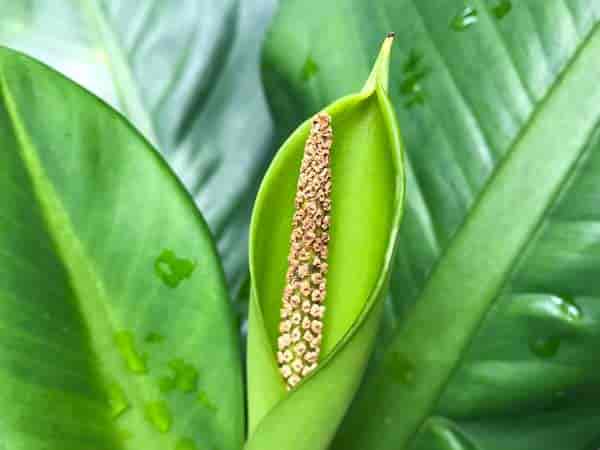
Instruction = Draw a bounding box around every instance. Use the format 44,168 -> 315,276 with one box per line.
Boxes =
246,35 -> 405,450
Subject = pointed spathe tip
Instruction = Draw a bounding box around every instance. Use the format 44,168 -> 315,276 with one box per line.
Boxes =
362,33 -> 395,94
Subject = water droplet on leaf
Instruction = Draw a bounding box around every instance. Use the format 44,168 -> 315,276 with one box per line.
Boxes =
301,56 -> 319,81
170,358 -> 199,393
529,336 -> 560,358
160,358 -> 199,394
400,49 -> 428,108
386,351 -> 416,385
145,331 -> 166,344
107,382 -> 130,419
451,6 -> 478,31
491,0 -> 512,19
197,390 -> 217,411
115,331 -> 147,374
144,400 -> 172,433
154,249 -> 197,288
553,295 -> 582,320
159,375 -> 176,393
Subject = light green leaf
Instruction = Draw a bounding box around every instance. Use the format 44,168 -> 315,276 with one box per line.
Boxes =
0,47 -> 242,450
0,0 -> 278,292
246,36 -> 405,450
262,0 -> 600,449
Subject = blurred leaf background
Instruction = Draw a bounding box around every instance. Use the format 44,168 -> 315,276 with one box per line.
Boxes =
0,0 -> 278,304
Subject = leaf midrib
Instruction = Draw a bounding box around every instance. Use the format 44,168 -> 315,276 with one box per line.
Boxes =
0,70 -> 176,450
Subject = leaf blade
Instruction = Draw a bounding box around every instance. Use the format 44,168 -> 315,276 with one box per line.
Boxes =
0,47 -> 243,450
0,0 -> 278,292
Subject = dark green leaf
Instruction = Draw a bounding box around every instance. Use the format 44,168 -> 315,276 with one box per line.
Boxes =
262,0 -> 600,449
0,47 -> 242,450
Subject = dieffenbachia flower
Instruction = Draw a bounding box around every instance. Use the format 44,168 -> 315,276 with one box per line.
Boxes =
246,34 -> 405,450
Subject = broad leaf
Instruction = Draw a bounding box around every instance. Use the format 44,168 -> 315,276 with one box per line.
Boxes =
0,48 -> 242,450
262,1 -> 600,449
0,0 -> 278,293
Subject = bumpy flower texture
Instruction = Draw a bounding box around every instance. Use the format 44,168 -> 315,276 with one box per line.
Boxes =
277,112 -> 333,390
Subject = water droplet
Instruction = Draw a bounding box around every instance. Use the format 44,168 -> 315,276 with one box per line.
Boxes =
491,0 -> 512,19
175,437 -> 199,450
417,418 -> 478,450
115,331 -> 147,374
400,49 -> 428,108
159,375 -> 176,393
553,295 -> 582,320
160,359 -> 199,394
301,56 -> 319,82
170,359 -> 199,392
107,382 -> 130,419
197,390 -> 217,411
451,6 -> 478,31
154,249 -> 197,288
386,351 -> 416,385
529,336 -> 560,358
144,400 -> 172,433
145,332 -> 165,344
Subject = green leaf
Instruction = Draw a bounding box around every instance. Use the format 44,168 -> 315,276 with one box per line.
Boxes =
246,36 -> 405,450
0,47 -> 243,450
0,0 -> 278,292
262,1 -> 600,449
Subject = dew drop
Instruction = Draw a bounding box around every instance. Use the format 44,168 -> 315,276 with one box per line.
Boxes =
416,418 -> 478,450
492,0 -> 512,19
169,359 -> 199,393
400,49 -> 428,108
115,331 -> 147,374
554,295 -> 582,320
301,56 -> 319,82
160,359 -> 199,394
451,6 -> 478,31
529,336 -> 560,358
154,249 -> 197,288
145,332 -> 166,344
159,375 -> 176,393
107,382 -> 130,419
175,437 -> 199,450
386,351 -> 416,385
144,400 -> 172,433
197,390 -> 217,411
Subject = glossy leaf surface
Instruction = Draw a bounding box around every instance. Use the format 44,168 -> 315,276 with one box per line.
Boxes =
0,0 -> 278,292
262,1 -> 600,449
246,37 -> 405,450
0,48 -> 242,450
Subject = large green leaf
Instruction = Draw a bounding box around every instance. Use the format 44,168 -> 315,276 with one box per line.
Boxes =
262,1 -> 600,449
0,0 -> 278,294
0,48 -> 242,450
